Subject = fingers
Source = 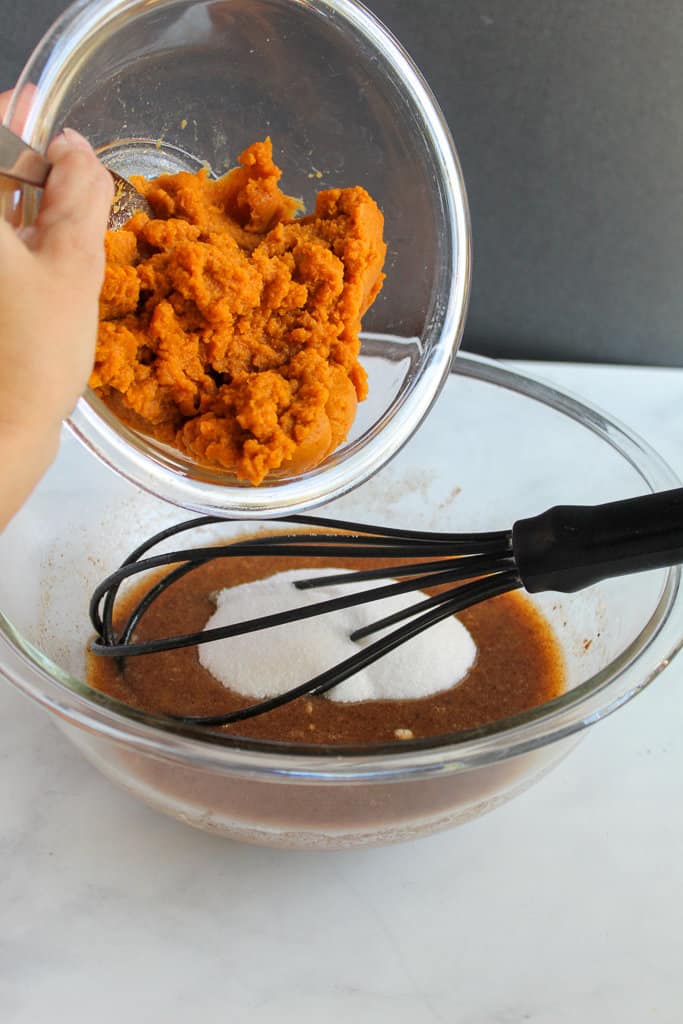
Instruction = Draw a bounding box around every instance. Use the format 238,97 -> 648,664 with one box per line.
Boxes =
0,84 -> 38,132
48,126 -> 92,159
33,128 -> 113,277
0,89 -> 12,119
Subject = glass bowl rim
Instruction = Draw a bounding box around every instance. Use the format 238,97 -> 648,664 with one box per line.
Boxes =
6,0 -> 472,518
1,352 -> 681,781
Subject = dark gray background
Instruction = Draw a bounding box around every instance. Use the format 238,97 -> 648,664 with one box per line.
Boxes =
2,0 -> 682,366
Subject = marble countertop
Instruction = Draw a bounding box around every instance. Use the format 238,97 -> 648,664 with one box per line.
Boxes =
1,360 -> 682,1023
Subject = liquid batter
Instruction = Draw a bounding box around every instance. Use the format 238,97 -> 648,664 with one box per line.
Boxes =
87,547 -> 565,746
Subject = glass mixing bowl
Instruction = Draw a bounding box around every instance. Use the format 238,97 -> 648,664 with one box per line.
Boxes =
1,353 -> 681,849
3,0 -> 470,517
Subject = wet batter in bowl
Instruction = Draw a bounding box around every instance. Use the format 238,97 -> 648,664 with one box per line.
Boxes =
87,547 -> 565,745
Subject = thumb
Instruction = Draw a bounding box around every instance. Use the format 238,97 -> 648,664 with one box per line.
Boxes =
31,128 -> 113,276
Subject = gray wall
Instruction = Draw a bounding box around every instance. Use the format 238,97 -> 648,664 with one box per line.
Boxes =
2,0 -> 682,365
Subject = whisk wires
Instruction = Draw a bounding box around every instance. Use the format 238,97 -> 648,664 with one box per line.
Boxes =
89,515 -> 520,726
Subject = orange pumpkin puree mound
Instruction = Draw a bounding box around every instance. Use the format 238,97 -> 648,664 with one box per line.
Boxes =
91,139 -> 386,484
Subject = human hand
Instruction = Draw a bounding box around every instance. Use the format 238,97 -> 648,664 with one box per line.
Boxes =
0,89 -> 113,529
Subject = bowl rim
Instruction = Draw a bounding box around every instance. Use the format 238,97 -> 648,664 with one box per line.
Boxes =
1,352 -> 681,781
6,0 -> 472,519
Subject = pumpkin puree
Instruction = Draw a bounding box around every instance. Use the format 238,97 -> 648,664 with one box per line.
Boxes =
91,139 -> 386,484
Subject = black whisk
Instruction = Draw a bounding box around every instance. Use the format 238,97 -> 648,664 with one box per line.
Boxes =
89,488 -> 683,726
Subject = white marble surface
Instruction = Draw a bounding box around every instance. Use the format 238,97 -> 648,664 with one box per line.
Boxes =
1,360 -> 682,1023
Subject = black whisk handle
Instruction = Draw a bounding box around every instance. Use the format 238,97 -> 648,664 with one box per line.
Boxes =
512,488 -> 683,594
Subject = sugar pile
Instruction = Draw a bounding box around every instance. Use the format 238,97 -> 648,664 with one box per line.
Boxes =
199,569 -> 477,703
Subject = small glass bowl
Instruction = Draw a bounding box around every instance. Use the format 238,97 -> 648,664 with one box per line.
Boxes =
1,353 -> 681,849
5,0 -> 470,517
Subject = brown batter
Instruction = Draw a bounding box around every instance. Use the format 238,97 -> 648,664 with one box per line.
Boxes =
87,549 -> 565,746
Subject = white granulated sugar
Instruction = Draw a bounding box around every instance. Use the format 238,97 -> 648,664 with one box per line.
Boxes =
199,569 -> 477,703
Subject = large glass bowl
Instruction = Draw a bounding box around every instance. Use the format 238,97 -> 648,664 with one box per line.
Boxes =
0,353 -> 681,849
3,0 -> 470,517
